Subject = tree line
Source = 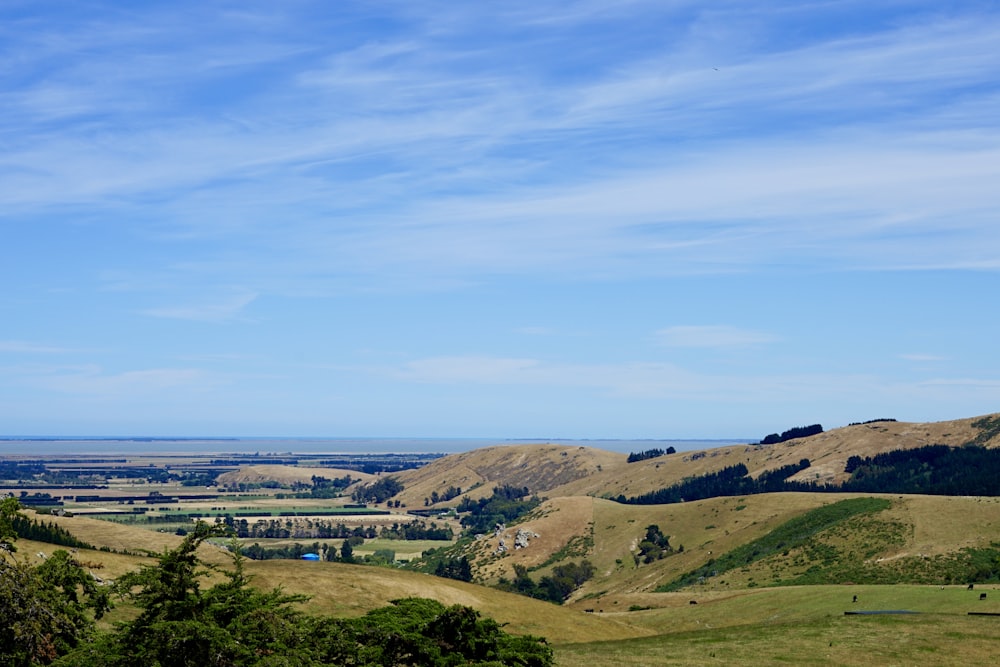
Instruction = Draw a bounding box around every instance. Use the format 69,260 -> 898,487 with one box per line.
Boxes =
626,447 -> 676,463
9,514 -> 94,550
425,484 -> 464,506
225,516 -> 451,540
760,423 -> 824,445
619,444 -> 1000,505
617,459 -> 812,505
836,444 -> 1000,496
352,476 -> 404,504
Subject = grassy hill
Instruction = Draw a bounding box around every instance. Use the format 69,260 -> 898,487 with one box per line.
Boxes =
391,414 -> 1000,508
22,488 -> 1000,664
214,415 -> 1000,507
14,412 -> 1000,664
215,464 -> 376,488
392,443 -> 625,508
21,511 -> 645,644
447,491 -> 1000,605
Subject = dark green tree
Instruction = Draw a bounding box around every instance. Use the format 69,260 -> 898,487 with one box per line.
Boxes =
1,499 -> 109,666
636,524 -> 673,564
433,555 -> 473,582
322,598 -> 553,666
47,519 -> 553,666
340,538 -> 355,563
57,523 -> 313,666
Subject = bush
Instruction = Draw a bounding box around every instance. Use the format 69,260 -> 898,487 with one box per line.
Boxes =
55,523 -> 553,666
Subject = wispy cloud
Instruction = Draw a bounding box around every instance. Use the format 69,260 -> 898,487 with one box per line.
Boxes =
22,365 -> 216,397
3,3 -> 999,289
917,378 -> 1000,388
899,353 -> 948,362
3,3 -> 999,435
393,355 -> 706,398
0,340 -> 72,354
141,291 -> 258,323
656,326 -> 780,348
389,354 -> 1000,414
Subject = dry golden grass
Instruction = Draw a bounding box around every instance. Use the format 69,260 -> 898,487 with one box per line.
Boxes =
8,536 -> 157,580
25,508 -> 644,642
546,490 -> 1000,611
22,507 -> 648,642
215,465 -> 375,487
33,510 -> 233,567
880,494 -> 1000,557
570,493 -> 848,605
538,414 -> 1000,500
245,559 -> 646,643
393,444 -> 625,508
464,496 -> 598,582
15,414 -> 1000,655
38,472 -> 1000,623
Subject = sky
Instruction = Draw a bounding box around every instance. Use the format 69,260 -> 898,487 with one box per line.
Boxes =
2,1 -> 999,440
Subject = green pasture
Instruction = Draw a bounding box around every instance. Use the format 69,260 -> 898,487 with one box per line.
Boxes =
352,538 -> 453,560
555,585 -> 1000,666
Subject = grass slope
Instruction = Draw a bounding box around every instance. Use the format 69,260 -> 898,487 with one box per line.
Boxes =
392,444 -> 625,509
390,414 -> 1000,507
17,414 -> 1000,664
23,510 -> 645,644
555,585 -> 1000,666
215,464 -> 375,487
457,491 -> 1000,610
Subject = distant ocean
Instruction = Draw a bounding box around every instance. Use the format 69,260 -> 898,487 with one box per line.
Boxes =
0,436 -> 751,456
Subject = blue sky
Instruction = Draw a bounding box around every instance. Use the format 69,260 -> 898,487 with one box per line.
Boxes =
2,1 -> 999,439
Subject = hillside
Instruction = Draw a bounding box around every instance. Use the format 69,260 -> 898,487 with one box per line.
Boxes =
24,510 -> 646,644
207,415 -> 1000,508
398,414 -> 1000,506
215,464 -> 376,488
36,488 -> 1000,619
391,443 -> 624,508
554,415 -> 1000,500
445,490 -> 1000,611
11,414 -> 1000,666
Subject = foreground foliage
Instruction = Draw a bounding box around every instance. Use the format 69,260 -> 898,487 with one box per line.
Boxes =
1,497 -> 111,666
3,502 -> 551,667
55,522 -> 552,667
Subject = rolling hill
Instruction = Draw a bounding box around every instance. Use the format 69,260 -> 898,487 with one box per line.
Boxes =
375,414 -> 1000,603
215,464 -> 376,488
390,443 -> 624,508
397,414 -> 1000,507
216,415 -> 1000,508
24,485 -> 1000,640
13,412 -> 1000,665
22,511 -> 647,644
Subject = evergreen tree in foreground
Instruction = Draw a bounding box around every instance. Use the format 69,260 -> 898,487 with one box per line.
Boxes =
1,497 -> 111,666
56,521 -> 552,666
